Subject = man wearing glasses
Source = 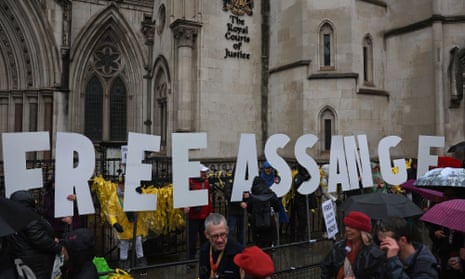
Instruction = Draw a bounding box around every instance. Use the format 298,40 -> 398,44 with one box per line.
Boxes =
199,213 -> 244,279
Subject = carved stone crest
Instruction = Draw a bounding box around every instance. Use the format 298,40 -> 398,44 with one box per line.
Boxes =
222,0 -> 254,16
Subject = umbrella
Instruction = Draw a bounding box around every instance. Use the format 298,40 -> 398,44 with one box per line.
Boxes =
400,179 -> 444,203
420,199 -> 465,233
448,141 -> 465,153
414,167 -> 465,188
342,191 -> 423,220
0,197 -> 40,237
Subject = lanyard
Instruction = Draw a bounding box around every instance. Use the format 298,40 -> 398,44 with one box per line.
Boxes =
209,245 -> 224,278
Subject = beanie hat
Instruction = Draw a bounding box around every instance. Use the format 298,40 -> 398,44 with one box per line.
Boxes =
343,211 -> 372,232
234,246 -> 274,277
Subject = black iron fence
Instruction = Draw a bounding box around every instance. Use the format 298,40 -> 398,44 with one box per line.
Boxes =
1,157 -> 339,278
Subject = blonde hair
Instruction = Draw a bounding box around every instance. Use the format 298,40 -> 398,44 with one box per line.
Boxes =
361,231 -> 374,246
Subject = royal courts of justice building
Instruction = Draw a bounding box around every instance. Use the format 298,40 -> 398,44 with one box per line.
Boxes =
1,0 -> 465,163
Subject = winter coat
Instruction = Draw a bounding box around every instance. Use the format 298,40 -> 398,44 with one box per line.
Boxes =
8,191 -> 63,279
384,242 -> 439,279
106,189 -> 147,240
9,216 -> 63,279
188,177 -> 213,220
198,238 -> 244,279
320,239 -> 386,279
62,228 -> 98,279
0,237 -> 16,278
260,169 -> 289,223
245,177 -> 281,247
247,176 -> 281,217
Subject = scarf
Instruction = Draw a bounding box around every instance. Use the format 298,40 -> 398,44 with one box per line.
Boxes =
337,240 -> 361,279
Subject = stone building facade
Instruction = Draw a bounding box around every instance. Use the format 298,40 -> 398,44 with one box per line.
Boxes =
1,0 -> 465,163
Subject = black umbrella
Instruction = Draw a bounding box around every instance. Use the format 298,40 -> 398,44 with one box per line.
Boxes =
448,141 -> 465,153
0,197 -> 40,237
342,191 -> 423,220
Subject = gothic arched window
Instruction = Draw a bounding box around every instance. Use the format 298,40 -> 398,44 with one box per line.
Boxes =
320,107 -> 336,151
84,39 -> 127,142
319,22 -> 335,70
363,35 -> 374,85
110,77 -> 127,141
154,69 -> 168,148
85,75 -> 103,141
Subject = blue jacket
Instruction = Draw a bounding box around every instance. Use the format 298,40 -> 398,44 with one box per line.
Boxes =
384,242 -> 439,279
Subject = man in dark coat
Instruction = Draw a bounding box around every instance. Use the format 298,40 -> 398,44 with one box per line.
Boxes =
199,213 -> 243,279
0,236 -> 17,278
246,176 -> 281,248
62,228 -> 98,279
377,217 -> 439,279
8,190 -> 65,279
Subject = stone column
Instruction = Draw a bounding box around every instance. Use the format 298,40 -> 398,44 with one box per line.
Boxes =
170,19 -> 201,131
142,15 -> 156,134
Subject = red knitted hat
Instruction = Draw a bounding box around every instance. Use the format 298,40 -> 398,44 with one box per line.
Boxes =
234,246 -> 274,277
343,211 -> 372,232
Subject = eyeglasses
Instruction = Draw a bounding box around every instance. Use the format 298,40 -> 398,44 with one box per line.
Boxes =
209,232 -> 228,240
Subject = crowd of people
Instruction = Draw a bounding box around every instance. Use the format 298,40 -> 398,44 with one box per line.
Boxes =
2,159 -> 465,279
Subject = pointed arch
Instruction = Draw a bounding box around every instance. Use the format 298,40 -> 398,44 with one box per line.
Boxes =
70,4 -> 145,139
319,106 -> 337,151
110,76 -> 127,141
153,55 -> 171,150
362,34 -> 374,85
84,75 -> 103,141
0,0 -> 60,89
318,20 -> 336,70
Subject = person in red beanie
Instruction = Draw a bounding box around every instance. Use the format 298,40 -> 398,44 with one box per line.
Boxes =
320,211 -> 386,279
233,246 -> 274,279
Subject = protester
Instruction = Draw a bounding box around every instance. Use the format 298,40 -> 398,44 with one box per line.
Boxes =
428,224 -> 464,279
107,176 -> 147,269
224,168 -> 249,245
8,190 -> 66,279
377,216 -> 439,279
198,213 -> 243,279
184,163 -> 214,262
234,245 -> 274,279
61,228 -> 98,279
43,177 -> 84,238
260,161 -> 289,226
245,176 -> 281,248
320,211 -> 386,279
0,236 -> 17,278
291,163 -> 317,241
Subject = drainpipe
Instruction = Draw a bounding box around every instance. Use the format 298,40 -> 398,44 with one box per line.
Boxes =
261,0 -> 270,148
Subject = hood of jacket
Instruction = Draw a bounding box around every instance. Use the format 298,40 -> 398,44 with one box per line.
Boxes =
252,176 -> 271,195
10,190 -> 36,209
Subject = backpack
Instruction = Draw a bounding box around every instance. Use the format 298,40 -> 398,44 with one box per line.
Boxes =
252,198 -> 272,230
